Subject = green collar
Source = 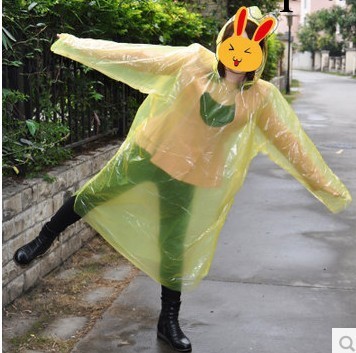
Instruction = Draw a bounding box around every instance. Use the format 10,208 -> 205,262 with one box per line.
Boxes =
200,92 -> 235,127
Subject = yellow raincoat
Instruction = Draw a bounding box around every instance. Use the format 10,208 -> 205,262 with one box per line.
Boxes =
51,17 -> 351,291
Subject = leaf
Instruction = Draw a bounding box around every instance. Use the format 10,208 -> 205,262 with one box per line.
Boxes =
2,58 -> 23,67
2,89 -> 11,98
2,33 -> 9,50
13,166 -> 20,175
28,2 -> 38,11
26,120 -> 39,137
20,138 -> 34,146
90,92 -> 104,101
24,154 -> 35,162
8,60 -> 23,67
2,27 -> 17,42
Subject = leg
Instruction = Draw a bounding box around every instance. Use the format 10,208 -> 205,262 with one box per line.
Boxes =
156,180 -> 195,352
14,145 -> 151,267
74,145 -> 153,217
46,195 -> 82,233
13,196 -> 81,266
158,178 -> 195,291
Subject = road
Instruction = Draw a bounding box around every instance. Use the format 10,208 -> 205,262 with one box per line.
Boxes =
72,70 -> 356,353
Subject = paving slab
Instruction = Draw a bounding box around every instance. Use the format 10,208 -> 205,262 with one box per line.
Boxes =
103,264 -> 133,281
2,316 -> 38,339
43,316 -> 87,340
83,287 -> 116,304
2,315 -> 38,353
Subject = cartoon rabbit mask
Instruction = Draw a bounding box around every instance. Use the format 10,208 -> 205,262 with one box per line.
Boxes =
217,6 -> 276,72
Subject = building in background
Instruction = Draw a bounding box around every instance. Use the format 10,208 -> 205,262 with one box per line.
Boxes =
277,0 -> 354,74
300,0 -> 346,24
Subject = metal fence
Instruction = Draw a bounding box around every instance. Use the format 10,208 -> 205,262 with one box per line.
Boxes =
2,49 -> 145,147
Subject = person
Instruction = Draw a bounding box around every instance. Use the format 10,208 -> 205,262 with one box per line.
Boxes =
13,6 -> 351,352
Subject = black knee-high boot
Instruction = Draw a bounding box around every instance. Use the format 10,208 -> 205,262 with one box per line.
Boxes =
157,286 -> 192,352
13,196 -> 81,266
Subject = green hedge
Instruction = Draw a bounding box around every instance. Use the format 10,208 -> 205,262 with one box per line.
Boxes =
263,34 -> 284,82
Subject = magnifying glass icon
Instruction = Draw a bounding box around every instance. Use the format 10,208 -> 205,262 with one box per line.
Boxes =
339,336 -> 356,351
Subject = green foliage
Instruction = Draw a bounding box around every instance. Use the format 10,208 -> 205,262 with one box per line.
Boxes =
2,119 -> 72,177
297,5 -> 355,54
262,34 -> 284,81
297,20 -> 319,54
116,0 -> 217,47
2,89 -> 29,114
2,0 -> 217,47
339,0 -> 356,47
227,0 -> 280,17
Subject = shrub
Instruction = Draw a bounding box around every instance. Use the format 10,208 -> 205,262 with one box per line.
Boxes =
2,118 -> 72,177
262,34 -> 284,81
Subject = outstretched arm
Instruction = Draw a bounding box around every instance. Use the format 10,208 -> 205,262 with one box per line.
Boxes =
51,34 -> 198,94
256,83 -> 351,213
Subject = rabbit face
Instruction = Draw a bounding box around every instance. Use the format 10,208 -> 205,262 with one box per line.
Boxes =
218,34 -> 263,72
217,7 -> 276,73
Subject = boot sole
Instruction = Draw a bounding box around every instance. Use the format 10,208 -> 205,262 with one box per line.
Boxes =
157,332 -> 192,352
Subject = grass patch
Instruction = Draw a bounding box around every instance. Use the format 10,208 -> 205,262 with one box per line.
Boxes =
320,71 -> 355,78
291,79 -> 300,87
283,79 -> 301,104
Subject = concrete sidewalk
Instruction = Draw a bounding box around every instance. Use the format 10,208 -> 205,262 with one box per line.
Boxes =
3,70 -> 356,353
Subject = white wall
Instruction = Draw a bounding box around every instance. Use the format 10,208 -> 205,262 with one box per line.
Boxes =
292,51 -> 313,70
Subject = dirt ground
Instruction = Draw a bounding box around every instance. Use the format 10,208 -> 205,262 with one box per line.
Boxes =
2,235 -> 138,353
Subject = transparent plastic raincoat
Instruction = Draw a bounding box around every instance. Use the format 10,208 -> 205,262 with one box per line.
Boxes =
51,8 -> 351,291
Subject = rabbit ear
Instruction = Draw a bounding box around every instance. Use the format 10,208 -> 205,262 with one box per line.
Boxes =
253,17 -> 276,42
234,7 -> 248,36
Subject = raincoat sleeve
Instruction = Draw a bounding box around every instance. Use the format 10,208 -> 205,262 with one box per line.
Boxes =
50,34 -> 193,94
256,83 -> 352,213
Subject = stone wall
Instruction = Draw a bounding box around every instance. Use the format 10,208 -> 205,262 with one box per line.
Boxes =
2,142 -> 119,306
293,49 -> 356,75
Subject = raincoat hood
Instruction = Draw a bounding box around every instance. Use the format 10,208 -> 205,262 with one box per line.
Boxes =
215,6 -> 274,85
